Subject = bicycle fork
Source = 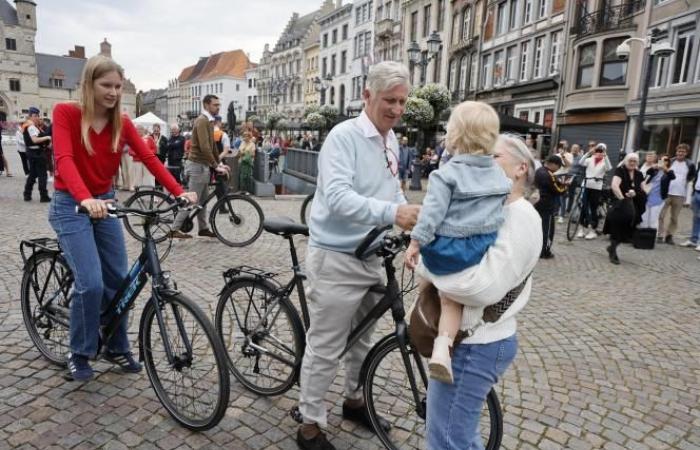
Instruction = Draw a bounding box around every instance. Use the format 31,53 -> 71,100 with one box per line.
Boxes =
143,293 -> 194,370
395,320 -> 430,420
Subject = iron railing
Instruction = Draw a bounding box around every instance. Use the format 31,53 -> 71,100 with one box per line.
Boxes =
283,147 -> 318,183
573,0 -> 646,37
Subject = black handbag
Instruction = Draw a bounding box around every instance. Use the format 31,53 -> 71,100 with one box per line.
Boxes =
633,210 -> 656,250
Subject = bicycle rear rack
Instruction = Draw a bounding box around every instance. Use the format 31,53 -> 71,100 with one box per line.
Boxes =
19,238 -> 61,266
223,265 -> 277,283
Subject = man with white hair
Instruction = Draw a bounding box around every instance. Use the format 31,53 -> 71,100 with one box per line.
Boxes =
296,61 -> 420,450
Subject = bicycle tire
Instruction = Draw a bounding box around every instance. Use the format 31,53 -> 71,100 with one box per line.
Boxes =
140,293 -> 230,431
300,194 -> 314,225
123,190 -> 176,243
210,194 -> 264,247
215,277 -> 304,396
566,201 -> 582,241
363,335 -> 503,450
21,251 -> 73,367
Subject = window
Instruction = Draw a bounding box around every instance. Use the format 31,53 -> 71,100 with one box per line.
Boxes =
497,2 -> 507,35
449,59 -> 458,92
451,12 -> 460,45
437,0 -> 445,31
600,37 -> 627,86
549,31 -> 561,75
523,0 -> 532,24
538,0 -> 548,19
220,82 -> 223,92
332,29 -> 338,44
331,54 -> 337,76
423,5 -> 432,37
576,43 -> 596,88
433,48 -> 442,83
651,53 -> 670,88
236,84 -> 240,92
410,11 -> 418,42
9,79 -> 20,92
462,7 -> 472,41
249,79 -> 253,88
671,27 -> 695,85
323,33 -> 328,48
357,7 -> 362,25
364,31 -> 372,55
322,57 -> 327,77
469,56 -> 478,91
52,79 -> 63,88
341,50 -> 347,73
494,50 -> 505,85
506,45 -> 518,82
482,54 -> 493,88
343,24 -> 348,40
533,36 -> 545,78
519,41 -> 530,81
509,0 -> 518,30
5,38 -> 17,51
376,5 -> 382,22
460,56 -> 469,92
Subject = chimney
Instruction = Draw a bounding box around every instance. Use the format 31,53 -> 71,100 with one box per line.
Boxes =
99,38 -> 112,58
68,45 -> 86,59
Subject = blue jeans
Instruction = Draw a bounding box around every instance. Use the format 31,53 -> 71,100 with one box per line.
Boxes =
691,192 -> 700,244
426,334 -> 518,450
48,190 -> 130,358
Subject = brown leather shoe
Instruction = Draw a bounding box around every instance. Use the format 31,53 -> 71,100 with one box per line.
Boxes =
198,229 -> 217,238
168,230 -> 192,239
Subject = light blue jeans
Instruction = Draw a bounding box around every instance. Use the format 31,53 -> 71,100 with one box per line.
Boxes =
48,190 -> 130,358
691,192 -> 700,244
426,334 -> 518,450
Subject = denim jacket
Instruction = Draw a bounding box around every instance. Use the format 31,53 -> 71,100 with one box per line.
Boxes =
411,154 -> 511,245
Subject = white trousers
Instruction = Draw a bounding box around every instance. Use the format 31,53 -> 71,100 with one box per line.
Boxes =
640,204 -> 662,230
298,246 -> 385,428
130,160 -> 154,189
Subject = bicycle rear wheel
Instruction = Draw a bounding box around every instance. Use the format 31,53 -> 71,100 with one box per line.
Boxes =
300,193 -> 314,225
364,335 -> 502,450
21,252 -> 73,366
566,201 -> 582,241
123,190 -> 176,243
215,277 -> 304,396
210,194 -> 264,247
141,293 -> 230,431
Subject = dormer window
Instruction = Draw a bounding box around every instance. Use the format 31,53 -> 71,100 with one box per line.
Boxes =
52,79 -> 63,88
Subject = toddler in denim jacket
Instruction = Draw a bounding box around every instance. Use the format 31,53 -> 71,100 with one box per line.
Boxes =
405,101 -> 511,384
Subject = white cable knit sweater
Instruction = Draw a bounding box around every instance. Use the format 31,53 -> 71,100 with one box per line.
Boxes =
417,198 -> 542,344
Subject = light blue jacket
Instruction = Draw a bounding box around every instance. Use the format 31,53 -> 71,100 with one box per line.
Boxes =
411,154 -> 511,245
309,112 -> 406,253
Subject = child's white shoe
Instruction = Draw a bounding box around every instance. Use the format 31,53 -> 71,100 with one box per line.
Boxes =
429,335 -> 454,384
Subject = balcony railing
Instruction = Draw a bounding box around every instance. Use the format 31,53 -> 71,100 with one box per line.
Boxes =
449,36 -> 476,54
573,0 -> 646,37
376,18 -> 400,39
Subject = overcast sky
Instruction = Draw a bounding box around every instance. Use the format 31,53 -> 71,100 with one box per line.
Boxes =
35,0 -> 318,91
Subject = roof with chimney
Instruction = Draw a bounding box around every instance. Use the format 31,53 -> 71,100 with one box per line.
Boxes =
177,50 -> 257,83
35,53 -> 85,90
0,0 -> 19,25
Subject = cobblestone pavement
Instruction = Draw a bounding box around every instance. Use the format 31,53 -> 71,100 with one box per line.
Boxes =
1,148 -> 699,450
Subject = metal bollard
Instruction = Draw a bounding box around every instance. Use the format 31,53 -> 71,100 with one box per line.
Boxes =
409,159 -> 422,191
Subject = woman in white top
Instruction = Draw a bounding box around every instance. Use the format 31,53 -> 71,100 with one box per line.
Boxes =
576,142 -> 612,240
423,134 -> 541,450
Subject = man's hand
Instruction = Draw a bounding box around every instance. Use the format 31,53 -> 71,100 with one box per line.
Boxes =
404,239 -> 421,271
215,163 -> 230,177
395,204 -> 420,230
178,192 -> 198,205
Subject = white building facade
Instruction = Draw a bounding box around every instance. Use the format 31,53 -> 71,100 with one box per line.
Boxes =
318,2 -> 354,114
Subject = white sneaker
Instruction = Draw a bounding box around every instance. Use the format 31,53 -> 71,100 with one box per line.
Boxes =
576,229 -> 586,239
557,216 -> 564,224
680,240 -> 696,247
695,244 -> 700,252
429,335 -> 454,384
585,230 -> 597,240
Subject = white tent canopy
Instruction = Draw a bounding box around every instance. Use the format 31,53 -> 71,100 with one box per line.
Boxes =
132,112 -> 168,136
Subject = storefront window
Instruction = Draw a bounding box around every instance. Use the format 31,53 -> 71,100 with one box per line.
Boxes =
641,117 -> 698,156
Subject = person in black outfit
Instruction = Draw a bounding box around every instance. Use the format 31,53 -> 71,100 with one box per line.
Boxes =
605,153 -> 646,264
164,124 -> 186,183
534,155 -> 568,258
23,107 -> 52,202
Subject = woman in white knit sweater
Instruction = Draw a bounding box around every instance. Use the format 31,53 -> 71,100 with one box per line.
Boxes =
423,134 -> 542,450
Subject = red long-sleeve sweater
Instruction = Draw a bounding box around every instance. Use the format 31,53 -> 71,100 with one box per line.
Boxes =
53,103 -> 183,202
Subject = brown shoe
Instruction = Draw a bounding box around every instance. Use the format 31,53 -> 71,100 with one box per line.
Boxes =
198,229 -> 217,238
168,230 -> 192,239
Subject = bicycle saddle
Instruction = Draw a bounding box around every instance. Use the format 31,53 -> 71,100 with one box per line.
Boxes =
263,217 -> 309,237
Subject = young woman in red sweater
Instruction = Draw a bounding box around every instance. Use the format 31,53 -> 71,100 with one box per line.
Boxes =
49,55 -> 196,381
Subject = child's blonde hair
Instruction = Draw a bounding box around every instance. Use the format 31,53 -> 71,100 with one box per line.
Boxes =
445,101 -> 500,156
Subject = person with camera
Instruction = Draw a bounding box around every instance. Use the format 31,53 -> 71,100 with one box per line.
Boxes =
23,107 -> 52,202
576,142 -> 612,240
658,143 -> 697,245
639,152 -> 672,229
534,155 -> 569,258
605,153 -> 646,264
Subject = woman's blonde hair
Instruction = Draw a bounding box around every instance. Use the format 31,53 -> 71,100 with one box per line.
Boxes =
79,55 -> 124,155
445,101 -> 500,156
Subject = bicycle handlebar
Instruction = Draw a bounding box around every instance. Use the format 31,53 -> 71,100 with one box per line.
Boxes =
354,225 -> 411,260
76,197 -> 190,218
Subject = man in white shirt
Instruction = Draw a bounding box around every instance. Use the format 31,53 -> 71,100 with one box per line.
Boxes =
659,144 -> 697,245
22,107 -> 52,202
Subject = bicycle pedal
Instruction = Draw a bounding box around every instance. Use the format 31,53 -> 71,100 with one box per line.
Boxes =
290,406 -> 303,423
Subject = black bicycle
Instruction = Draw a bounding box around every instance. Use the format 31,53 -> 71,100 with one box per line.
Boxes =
300,193 -> 314,225
566,177 -> 612,241
124,174 -> 264,247
20,201 -> 230,431
214,219 -> 502,449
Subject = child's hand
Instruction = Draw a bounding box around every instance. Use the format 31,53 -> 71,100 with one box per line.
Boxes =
404,239 -> 420,271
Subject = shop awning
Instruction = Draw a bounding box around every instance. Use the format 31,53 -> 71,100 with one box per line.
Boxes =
498,113 -> 549,134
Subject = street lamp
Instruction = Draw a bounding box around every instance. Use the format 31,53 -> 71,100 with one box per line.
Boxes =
407,31 -> 443,86
616,29 -> 675,152
313,73 -> 333,105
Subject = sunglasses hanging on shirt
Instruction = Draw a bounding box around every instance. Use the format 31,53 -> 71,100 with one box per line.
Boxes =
384,146 -> 398,177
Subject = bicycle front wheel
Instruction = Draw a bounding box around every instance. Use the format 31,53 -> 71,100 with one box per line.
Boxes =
141,293 -> 230,431
210,194 -> 264,247
215,277 -> 304,396
123,190 -> 176,243
364,335 -> 503,450
21,252 -> 73,366
300,193 -> 314,225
